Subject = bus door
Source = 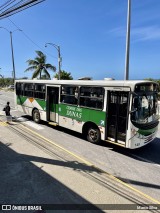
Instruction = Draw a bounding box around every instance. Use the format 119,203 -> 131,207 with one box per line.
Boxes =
46,86 -> 59,122
107,91 -> 129,143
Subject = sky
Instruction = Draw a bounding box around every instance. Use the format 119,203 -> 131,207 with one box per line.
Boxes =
0,0 -> 160,80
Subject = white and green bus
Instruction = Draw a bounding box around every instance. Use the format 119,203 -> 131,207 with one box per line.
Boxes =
15,79 -> 159,149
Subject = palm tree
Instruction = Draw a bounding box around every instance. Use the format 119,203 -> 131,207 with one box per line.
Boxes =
54,70 -> 73,80
25,51 -> 56,79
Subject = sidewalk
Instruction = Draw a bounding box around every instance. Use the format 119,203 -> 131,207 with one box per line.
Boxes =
0,117 -> 159,213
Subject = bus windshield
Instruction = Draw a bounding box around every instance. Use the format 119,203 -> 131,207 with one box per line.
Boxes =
131,92 -> 159,124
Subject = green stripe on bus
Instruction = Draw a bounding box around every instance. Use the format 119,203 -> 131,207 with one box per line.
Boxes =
17,96 -> 27,105
17,97 -> 106,126
17,96 -> 46,110
138,127 -> 157,136
58,104 -> 106,126
36,99 -> 46,110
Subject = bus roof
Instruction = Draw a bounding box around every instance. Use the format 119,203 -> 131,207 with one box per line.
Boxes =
15,79 -> 157,91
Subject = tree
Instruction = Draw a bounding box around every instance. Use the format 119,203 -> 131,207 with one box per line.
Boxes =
0,77 -> 13,87
25,51 -> 56,79
21,77 -> 28,79
0,75 -> 4,87
54,70 -> 73,80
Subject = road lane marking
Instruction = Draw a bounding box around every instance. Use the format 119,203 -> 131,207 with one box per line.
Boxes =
0,121 -> 8,126
20,124 -> 160,204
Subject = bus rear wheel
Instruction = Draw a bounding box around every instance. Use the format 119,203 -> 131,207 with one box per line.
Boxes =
87,126 -> 101,144
33,109 -> 40,123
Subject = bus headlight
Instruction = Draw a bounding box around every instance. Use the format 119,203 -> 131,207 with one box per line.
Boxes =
131,128 -> 137,136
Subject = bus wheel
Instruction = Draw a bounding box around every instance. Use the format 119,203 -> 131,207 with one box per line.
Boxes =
33,109 -> 40,123
87,127 -> 101,144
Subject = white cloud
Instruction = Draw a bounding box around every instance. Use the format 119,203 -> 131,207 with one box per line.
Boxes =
131,26 -> 160,42
108,27 -> 126,37
108,25 -> 160,42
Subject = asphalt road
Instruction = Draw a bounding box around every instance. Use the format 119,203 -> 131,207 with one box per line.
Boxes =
0,90 -> 160,205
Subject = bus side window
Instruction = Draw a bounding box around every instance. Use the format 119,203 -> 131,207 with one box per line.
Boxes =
24,83 -> 34,97
80,87 -> 104,110
34,84 -> 45,100
16,83 -> 21,95
61,86 -> 78,105
62,95 -> 77,104
16,83 -> 24,96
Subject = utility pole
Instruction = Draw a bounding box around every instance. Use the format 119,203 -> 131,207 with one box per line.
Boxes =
57,45 -> 61,80
0,27 -> 21,83
45,43 -> 62,80
124,0 -> 131,80
10,31 -> 16,83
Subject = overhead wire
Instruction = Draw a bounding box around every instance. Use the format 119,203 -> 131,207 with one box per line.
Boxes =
0,0 -> 58,77
0,0 -> 44,19
0,0 -> 14,9
2,0 -> 40,14
0,1 -> 56,60
8,17 -> 57,60
1,1 -> 27,13
0,1 -> 15,12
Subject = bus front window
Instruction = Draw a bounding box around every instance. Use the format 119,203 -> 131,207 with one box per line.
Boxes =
131,93 -> 158,123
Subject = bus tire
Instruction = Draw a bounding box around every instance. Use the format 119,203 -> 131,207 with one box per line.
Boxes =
87,126 -> 101,144
33,109 -> 40,123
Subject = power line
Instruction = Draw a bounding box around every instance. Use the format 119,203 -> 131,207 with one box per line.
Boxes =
8,17 -> 57,60
2,1 -> 28,13
0,1 -> 15,12
0,0 -> 45,19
